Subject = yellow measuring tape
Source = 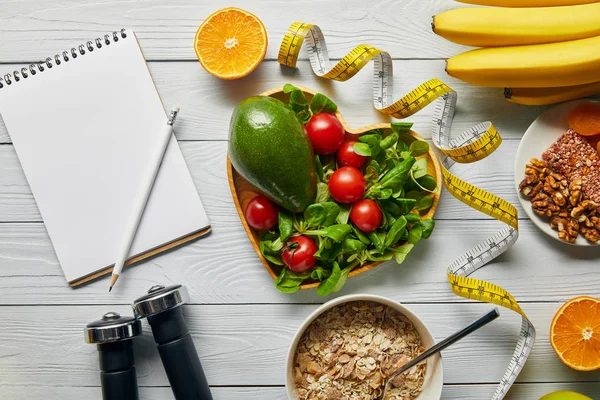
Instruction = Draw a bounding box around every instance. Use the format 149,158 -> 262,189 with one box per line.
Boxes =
279,22 -> 534,399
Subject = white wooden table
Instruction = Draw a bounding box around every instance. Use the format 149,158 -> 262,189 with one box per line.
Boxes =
1,1 -> 600,399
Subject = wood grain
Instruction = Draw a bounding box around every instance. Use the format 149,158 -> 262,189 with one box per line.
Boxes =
0,0 -> 470,62
5,383 -> 600,400
1,220 -> 600,305
0,140 -> 537,223
0,60 -> 562,144
1,303 -> 600,388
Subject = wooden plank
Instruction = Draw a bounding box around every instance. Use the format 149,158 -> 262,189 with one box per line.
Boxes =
3,383 -> 600,400
0,303 -> 599,387
0,0 -> 471,63
0,387 -> 266,400
0,139 -> 537,223
1,217 -> 598,305
0,59 -> 555,144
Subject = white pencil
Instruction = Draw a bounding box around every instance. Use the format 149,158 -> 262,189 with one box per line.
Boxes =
109,105 -> 180,292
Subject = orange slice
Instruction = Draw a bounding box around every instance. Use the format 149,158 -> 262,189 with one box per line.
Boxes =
550,296 -> 600,371
194,8 -> 268,80
566,102 -> 600,136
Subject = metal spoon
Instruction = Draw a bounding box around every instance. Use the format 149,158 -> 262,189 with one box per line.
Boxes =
377,308 -> 500,400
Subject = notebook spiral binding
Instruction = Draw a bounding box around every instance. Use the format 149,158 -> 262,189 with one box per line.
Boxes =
0,28 -> 128,90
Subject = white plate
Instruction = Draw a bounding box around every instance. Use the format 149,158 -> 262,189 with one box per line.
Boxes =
514,99 -> 600,246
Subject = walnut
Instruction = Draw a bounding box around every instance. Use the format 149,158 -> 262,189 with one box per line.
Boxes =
531,193 -> 560,217
519,176 -> 535,197
581,216 -> 600,243
552,191 -> 567,207
525,166 -> 543,176
585,216 -> 600,230
524,173 -> 541,185
549,216 -> 565,230
571,200 -> 597,221
544,173 -> 567,193
566,219 -> 579,238
521,160 -> 552,198
568,177 -> 583,206
550,217 -> 579,243
581,227 -> 600,243
525,158 -> 549,176
530,182 -> 544,197
529,158 -> 547,168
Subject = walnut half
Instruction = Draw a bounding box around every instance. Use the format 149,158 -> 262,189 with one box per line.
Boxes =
550,217 -> 579,243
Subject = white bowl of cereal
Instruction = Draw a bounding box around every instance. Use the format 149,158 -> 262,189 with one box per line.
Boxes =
286,294 -> 443,400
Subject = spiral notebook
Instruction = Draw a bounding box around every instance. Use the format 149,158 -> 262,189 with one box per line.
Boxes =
0,29 -> 211,285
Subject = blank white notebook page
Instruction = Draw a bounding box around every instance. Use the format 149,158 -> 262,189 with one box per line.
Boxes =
0,30 -> 209,282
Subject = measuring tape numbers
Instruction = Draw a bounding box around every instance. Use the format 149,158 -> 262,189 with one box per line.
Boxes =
279,22 -> 535,399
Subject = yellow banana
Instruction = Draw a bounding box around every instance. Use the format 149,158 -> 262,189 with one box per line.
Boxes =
505,81 -> 600,105
433,3 -> 600,47
458,0 -> 600,6
446,36 -> 600,88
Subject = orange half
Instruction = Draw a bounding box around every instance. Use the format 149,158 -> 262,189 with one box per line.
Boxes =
550,296 -> 600,371
194,7 -> 268,80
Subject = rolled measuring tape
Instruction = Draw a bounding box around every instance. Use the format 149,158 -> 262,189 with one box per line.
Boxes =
279,22 -> 535,399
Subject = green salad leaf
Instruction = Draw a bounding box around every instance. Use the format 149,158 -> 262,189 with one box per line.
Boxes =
409,141 -> 430,157
315,182 -> 330,203
411,158 -> 428,179
368,231 -> 387,254
310,93 -> 338,114
311,267 -> 330,281
321,202 -> 341,226
380,133 -> 398,150
321,224 -> 352,242
353,142 -> 372,156
304,204 -> 327,228
391,121 -> 413,135
408,224 -> 423,245
275,269 -> 312,293
392,243 -> 414,264
419,219 -> 436,239
385,216 -> 407,248
283,84 -> 311,123
278,212 -> 294,242
336,204 -> 351,224
314,155 -> 324,182
317,262 -> 355,296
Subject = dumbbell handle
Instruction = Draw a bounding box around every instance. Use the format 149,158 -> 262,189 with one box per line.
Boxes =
98,341 -> 139,400
158,333 -> 213,400
148,307 -> 213,400
101,368 -> 139,400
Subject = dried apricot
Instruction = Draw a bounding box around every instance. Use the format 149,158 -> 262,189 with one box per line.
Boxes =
566,102 -> 600,136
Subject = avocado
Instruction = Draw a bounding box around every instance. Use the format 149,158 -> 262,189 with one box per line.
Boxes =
229,96 -> 317,212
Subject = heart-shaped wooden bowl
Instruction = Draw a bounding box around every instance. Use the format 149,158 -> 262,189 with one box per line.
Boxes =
227,87 -> 442,290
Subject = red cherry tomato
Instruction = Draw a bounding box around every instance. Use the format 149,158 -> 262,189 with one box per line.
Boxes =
244,195 -> 278,231
337,140 -> 367,168
350,199 -> 383,233
328,166 -> 366,204
305,113 -> 345,155
281,236 -> 317,272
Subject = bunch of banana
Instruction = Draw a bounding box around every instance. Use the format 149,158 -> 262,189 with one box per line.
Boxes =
433,0 -> 600,105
